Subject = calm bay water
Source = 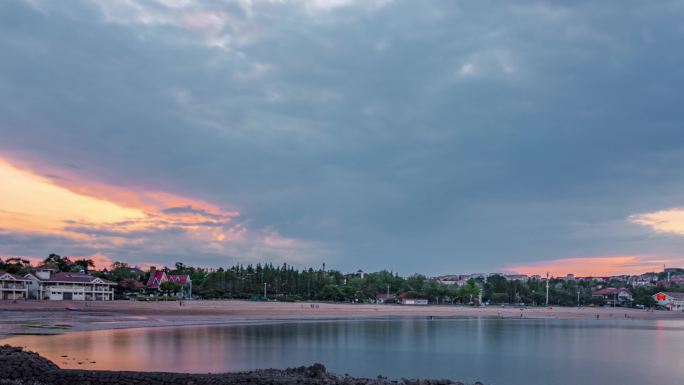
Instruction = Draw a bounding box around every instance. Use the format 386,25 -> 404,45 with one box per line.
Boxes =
5,318 -> 684,385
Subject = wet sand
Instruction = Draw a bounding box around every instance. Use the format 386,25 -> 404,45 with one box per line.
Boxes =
1,300 -> 682,338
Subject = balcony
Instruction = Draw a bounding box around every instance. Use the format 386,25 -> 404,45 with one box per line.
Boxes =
0,284 -> 27,290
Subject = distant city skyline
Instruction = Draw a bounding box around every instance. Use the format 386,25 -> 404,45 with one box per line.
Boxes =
2,1 -> 684,275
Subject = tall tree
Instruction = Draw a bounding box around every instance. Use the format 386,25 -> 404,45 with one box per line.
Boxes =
42,254 -> 72,272
4,257 -> 31,275
159,281 -> 181,296
73,258 -> 95,273
107,262 -> 142,282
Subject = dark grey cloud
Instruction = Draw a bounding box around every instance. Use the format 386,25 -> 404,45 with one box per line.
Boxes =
162,205 -> 227,220
1,0 -> 684,273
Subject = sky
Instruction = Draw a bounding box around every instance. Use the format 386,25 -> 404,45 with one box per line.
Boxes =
2,0 -> 684,276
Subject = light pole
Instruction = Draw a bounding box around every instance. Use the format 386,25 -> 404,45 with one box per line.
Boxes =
545,272 -> 550,306
264,282 -> 267,300
577,290 -> 580,307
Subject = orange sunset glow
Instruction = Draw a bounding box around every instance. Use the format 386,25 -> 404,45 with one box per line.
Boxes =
630,208 -> 684,236
0,159 -> 145,236
506,255 -> 684,277
0,153 -> 235,238
0,157 -> 237,238
4,253 -> 113,271
0,155 -> 313,265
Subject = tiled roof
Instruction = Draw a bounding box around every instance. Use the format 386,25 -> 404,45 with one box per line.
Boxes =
398,292 -> 428,300
167,274 -> 190,285
42,272 -> 116,285
146,271 -> 166,289
592,288 -> 629,296
0,271 -> 29,281
660,292 -> 684,300
35,263 -> 59,271
145,271 -> 190,288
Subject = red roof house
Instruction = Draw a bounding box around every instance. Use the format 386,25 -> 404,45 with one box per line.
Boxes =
146,270 -> 167,289
145,267 -> 192,297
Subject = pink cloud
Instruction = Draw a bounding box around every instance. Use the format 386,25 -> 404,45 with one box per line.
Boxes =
263,232 -> 297,248
1,253 -> 111,270
86,253 -> 113,270
505,255 -> 684,277
0,154 -> 325,267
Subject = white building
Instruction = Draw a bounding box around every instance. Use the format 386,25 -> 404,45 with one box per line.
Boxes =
26,266 -> 116,301
433,274 -> 472,287
504,274 -> 530,282
399,293 -> 429,305
433,275 -> 461,286
401,298 -> 428,305
0,272 -> 29,300
653,292 -> 684,311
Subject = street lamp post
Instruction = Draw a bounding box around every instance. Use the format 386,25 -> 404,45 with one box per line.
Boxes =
545,272 -> 550,306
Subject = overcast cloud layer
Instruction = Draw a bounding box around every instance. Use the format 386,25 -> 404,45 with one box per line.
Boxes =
2,0 -> 684,274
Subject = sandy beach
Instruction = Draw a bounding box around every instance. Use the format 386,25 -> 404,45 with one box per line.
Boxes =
1,300 -> 683,338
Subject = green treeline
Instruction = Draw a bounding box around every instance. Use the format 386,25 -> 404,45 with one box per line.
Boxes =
166,263 -> 480,304
153,263 -> 677,306
476,274 -> 661,307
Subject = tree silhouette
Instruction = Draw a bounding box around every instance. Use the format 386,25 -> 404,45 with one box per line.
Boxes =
73,258 -> 95,273
42,254 -> 73,272
3,257 -> 31,274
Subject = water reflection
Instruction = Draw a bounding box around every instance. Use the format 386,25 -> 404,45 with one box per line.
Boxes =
5,318 -> 684,385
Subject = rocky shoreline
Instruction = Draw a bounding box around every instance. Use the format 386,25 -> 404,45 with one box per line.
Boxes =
0,345 -> 483,385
